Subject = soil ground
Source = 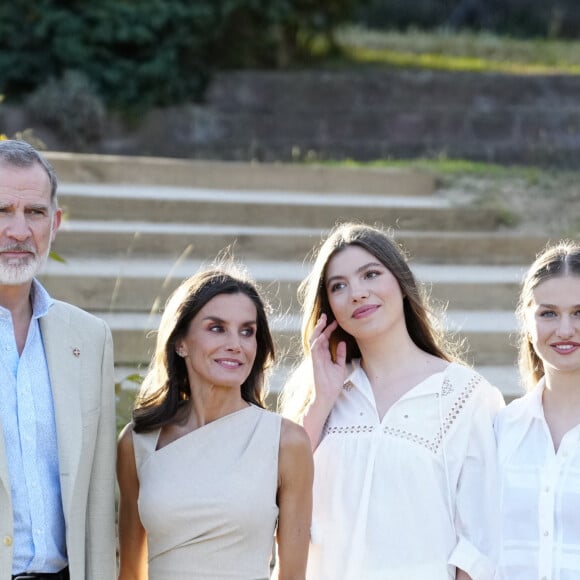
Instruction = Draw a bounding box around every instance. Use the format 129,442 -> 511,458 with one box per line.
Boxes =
434,169 -> 580,238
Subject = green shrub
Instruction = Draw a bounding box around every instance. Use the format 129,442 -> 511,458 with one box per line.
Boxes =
25,70 -> 105,148
0,0 -> 360,111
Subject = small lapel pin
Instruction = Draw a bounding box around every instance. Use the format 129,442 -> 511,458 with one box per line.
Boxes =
72,347 -> 81,358
343,380 -> 354,392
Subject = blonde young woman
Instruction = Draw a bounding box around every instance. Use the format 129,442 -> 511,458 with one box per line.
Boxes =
496,242 -> 580,579
117,267 -> 313,580
281,222 -> 504,580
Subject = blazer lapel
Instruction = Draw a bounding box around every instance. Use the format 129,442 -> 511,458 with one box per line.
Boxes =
40,305 -> 83,516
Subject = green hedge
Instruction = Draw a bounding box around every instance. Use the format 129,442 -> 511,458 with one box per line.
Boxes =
0,0 -> 359,110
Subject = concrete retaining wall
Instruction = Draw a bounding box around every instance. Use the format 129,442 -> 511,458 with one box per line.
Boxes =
3,69 -> 580,165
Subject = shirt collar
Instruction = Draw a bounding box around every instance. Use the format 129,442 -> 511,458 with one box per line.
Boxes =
29,279 -> 54,320
344,358 -> 452,396
525,377 -> 546,419
0,279 -> 53,321
343,358 -> 363,389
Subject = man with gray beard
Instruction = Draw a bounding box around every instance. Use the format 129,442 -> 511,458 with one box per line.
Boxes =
0,140 -> 116,580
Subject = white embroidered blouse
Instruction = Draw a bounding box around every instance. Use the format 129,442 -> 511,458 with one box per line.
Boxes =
495,380 -> 580,580
306,361 -> 504,580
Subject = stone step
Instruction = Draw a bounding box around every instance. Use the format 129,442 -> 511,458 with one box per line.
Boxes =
57,183 -> 499,231
444,310 -> 519,366
39,258 -> 526,312
46,152 -> 436,196
416,263 -> 526,310
52,221 -> 549,265
40,258 -> 307,313
99,309 -> 518,367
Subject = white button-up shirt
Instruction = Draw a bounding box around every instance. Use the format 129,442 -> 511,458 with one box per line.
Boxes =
307,361 -> 504,580
495,380 -> 580,580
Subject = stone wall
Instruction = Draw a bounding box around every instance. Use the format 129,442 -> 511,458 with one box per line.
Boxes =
3,69 -> 580,165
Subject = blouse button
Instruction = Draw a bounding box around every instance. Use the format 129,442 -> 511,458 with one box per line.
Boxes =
543,530 -> 549,537
544,486 -> 550,493
403,414 -> 409,419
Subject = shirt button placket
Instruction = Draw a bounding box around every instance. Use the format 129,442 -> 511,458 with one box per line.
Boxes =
538,456 -> 558,580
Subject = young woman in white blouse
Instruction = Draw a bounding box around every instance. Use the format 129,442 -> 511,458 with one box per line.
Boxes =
495,241 -> 580,580
281,222 -> 504,580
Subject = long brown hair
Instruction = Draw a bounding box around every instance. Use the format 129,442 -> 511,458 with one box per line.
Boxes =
300,222 -> 452,362
281,222 -> 457,420
517,240 -> 580,390
133,267 -> 275,432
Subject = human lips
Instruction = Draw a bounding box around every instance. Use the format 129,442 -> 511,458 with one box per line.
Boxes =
0,244 -> 36,259
214,358 -> 244,369
550,341 -> 580,354
352,304 -> 379,319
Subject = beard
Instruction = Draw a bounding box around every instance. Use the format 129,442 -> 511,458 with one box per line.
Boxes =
0,243 -> 50,285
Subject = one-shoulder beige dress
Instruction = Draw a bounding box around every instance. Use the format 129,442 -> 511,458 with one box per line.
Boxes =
133,405 -> 281,580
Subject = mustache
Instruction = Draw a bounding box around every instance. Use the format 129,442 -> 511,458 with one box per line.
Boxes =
0,244 -> 37,255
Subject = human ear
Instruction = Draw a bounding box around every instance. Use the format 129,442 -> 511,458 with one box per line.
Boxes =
175,341 -> 187,358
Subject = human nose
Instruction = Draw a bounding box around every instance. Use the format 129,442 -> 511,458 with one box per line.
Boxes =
225,334 -> 242,352
556,315 -> 575,339
5,213 -> 31,241
350,281 -> 369,302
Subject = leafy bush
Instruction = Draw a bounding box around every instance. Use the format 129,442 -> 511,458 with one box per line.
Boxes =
25,70 -> 105,147
0,0 -> 360,111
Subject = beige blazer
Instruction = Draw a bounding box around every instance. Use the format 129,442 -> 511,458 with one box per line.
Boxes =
0,300 -> 117,580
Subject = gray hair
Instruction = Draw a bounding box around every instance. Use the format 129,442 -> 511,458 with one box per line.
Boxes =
0,140 -> 58,204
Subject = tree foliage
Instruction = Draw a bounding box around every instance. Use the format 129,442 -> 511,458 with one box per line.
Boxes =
0,0 -> 360,110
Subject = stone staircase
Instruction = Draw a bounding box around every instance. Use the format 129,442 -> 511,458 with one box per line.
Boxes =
39,152 -> 549,421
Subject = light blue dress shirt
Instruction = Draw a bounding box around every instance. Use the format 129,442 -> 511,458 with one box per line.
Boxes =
0,279 -> 67,574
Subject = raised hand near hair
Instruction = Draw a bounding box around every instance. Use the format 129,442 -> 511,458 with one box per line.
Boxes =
303,313 -> 347,450
310,314 -> 347,406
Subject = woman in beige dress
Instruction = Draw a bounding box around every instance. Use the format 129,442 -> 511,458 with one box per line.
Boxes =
117,266 -> 313,580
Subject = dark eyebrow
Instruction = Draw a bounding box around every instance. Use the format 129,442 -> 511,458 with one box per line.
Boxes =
202,316 -> 257,325
326,261 -> 383,286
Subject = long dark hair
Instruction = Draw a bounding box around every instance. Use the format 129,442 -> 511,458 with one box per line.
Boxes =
280,222 -> 457,420
133,267 -> 275,432
517,240 -> 580,390
300,222 -> 453,362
